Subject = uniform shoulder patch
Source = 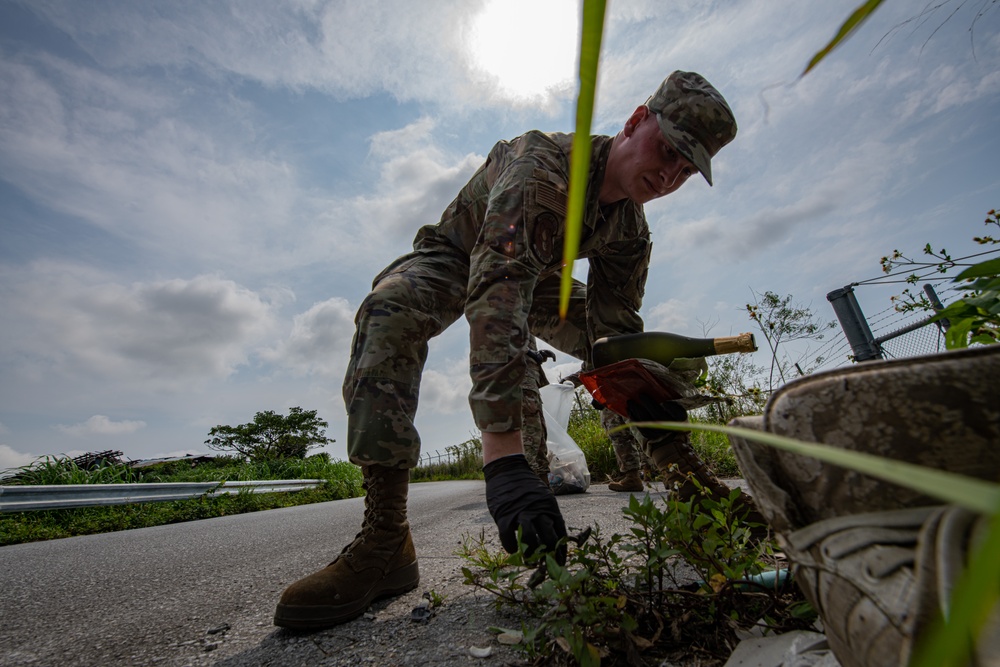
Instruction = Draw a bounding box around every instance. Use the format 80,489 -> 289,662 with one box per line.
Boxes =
534,179 -> 567,219
526,179 -> 568,268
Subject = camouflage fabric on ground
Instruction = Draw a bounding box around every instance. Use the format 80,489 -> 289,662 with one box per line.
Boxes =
728,345 -> 1000,667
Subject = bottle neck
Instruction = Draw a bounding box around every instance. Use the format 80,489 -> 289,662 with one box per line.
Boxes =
713,332 -> 757,355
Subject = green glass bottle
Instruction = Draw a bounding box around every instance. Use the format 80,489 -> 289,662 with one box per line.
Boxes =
591,331 -> 757,368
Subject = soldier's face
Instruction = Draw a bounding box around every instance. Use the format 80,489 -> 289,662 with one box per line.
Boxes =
617,109 -> 697,204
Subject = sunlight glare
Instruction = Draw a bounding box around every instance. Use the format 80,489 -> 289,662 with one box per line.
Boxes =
469,0 -> 580,101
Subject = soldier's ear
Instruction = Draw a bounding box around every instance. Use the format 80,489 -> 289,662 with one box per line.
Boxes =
623,106 -> 649,137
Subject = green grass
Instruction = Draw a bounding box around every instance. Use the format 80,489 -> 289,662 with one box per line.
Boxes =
567,407 -> 618,480
409,438 -> 484,482
1,454 -> 363,546
567,403 -> 744,481
689,416 -> 742,478
5,455 -> 142,485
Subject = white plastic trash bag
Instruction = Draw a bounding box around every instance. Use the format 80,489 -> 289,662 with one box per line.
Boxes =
540,382 -> 591,495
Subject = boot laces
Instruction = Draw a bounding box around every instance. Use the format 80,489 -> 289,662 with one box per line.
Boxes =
329,472 -> 386,563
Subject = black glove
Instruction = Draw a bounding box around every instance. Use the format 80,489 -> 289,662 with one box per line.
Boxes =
483,454 -> 567,564
625,394 -> 689,440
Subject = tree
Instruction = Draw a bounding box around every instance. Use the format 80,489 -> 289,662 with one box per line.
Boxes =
205,407 -> 334,461
702,353 -> 769,423
746,289 -> 837,390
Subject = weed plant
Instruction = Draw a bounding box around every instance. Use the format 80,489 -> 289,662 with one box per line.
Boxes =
5,455 -> 141,485
459,487 -> 812,666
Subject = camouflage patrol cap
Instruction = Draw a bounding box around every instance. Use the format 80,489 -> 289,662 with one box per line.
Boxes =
645,71 -> 737,186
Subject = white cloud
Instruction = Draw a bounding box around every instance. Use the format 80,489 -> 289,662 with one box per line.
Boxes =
263,297 -> 357,377
22,0 -> 576,112
0,54 -> 309,273
419,367 -> 472,415
1,265 -> 278,387
0,444 -> 40,471
467,0 -> 578,105
419,355 -> 473,416
349,118 -> 484,242
645,298 -> 700,334
56,415 -> 147,437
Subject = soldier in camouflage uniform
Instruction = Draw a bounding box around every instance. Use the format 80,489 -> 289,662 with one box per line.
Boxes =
275,71 -> 739,630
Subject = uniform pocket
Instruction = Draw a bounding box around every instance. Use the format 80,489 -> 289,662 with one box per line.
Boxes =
370,253 -> 422,289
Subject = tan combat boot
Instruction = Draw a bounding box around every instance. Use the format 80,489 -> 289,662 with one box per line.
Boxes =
648,433 -> 769,539
274,465 -> 419,630
608,468 -> 644,492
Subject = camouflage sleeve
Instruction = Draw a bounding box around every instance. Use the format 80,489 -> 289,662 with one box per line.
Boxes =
465,157 -> 550,433
585,229 -> 651,364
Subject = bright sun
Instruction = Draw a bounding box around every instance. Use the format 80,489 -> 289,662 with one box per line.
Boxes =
469,0 -> 580,101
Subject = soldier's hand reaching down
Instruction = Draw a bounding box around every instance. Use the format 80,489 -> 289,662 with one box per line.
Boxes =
483,454 -> 567,564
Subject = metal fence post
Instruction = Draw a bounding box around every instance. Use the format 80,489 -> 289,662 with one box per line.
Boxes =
827,285 -> 883,362
923,283 -> 950,331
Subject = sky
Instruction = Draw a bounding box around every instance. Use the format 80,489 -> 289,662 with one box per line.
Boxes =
1,0 -> 998,470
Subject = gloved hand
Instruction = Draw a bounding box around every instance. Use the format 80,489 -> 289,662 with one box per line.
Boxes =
483,454 -> 567,564
625,394 -> 689,440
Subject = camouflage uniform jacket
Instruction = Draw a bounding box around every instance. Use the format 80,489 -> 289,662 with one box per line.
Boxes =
412,130 -> 651,432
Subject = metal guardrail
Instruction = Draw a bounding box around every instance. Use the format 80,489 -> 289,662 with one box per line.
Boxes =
208,480 -> 322,496
0,479 -> 324,513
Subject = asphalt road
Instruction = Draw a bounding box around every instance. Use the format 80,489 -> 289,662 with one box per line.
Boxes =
1,480 -> 669,667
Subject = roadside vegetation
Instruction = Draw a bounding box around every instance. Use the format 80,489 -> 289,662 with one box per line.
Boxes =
0,453 -> 363,547
409,438 -> 485,482
1,375 -> 751,547
459,489 -> 809,666
568,392 -> 741,482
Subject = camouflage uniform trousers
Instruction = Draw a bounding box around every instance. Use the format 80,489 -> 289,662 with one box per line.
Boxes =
343,250 -> 591,470
601,409 -> 648,474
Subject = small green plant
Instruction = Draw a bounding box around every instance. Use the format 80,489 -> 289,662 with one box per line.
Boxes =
459,485 -> 806,665
424,589 -> 446,608
880,207 -> 1000,349
701,352 -> 769,424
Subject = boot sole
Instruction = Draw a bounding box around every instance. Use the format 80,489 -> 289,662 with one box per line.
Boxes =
273,560 -> 420,631
608,483 -> 644,492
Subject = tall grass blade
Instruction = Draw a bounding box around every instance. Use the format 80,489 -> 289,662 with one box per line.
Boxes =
559,0 -> 606,319
628,421 -> 1000,515
911,511 -> 1000,667
803,0 -> 885,76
